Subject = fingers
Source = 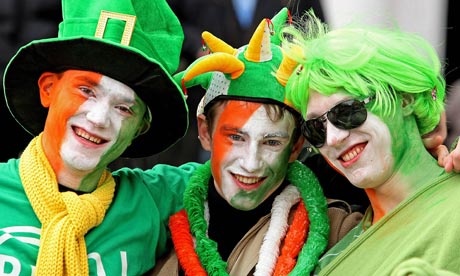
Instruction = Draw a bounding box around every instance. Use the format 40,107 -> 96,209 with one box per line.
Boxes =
450,142 -> 460,173
432,145 -> 449,166
423,134 -> 460,172
444,155 -> 453,173
440,137 -> 460,173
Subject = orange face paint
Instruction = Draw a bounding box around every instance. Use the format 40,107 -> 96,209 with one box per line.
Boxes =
365,188 -> 386,224
211,101 -> 261,185
40,70 -> 103,172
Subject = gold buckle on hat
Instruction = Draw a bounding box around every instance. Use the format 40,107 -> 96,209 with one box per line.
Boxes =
95,10 -> 137,46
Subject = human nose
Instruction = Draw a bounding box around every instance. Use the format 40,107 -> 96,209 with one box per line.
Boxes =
86,104 -> 110,128
239,143 -> 263,172
325,119 -> 349,147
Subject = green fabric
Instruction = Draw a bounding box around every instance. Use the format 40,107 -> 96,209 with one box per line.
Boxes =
225,46 -> 285,101
0,158 -> 199,275
3,0 -> 188,158
313,173 -> 460,276
177,44 -> 287,110
175,8 -> 296,114
60,0 -> 182,74
391,258 -> 460,276
270,7 -> 289,46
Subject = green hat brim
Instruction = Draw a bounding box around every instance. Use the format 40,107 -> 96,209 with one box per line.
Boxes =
3,37 -> 188,158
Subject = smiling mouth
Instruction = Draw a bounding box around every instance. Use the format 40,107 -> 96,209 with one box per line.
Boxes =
74,127 -> 107,145
234,174 -> 265,185
340,143 -> 366,162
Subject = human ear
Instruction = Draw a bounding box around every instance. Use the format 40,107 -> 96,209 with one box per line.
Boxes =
401,94 -> 415,116
197,114 -> 212,151
38,72 -> 58,107
289,135 -> 306,162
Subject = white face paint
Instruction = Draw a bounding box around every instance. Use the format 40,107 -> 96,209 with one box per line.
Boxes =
60,75 -> 145,171
210,101 -> 297,210
307,91 -> 394,189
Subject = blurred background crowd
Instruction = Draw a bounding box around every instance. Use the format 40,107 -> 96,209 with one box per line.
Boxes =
1,0 -> 458,168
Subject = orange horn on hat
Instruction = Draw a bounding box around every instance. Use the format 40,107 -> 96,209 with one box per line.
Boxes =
182,52 -> 245,82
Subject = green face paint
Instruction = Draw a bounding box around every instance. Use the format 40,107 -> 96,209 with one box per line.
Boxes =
308,91 -> 396,190
56,73 -> 146,190
210,102 -> 297,210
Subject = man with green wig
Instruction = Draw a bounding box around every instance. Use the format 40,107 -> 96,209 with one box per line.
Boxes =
280,10 -> 460,275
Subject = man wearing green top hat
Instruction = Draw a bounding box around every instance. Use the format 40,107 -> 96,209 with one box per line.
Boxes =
0,0 -> 200,275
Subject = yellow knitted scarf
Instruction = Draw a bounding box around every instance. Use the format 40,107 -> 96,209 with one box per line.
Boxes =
19,133 -> 116,275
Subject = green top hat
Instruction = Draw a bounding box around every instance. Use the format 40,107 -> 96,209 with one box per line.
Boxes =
3,0 -> 188,158
174,8 -> 299,116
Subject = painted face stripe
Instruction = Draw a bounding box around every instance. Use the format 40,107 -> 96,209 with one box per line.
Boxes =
44,70 -> 102,172
212,101 -> 262,183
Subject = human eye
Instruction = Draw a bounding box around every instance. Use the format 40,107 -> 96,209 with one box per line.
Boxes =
265,139 -> 282,146
116,105 -> 134,116
79,86 -> 95,97
229,133 -> 244,141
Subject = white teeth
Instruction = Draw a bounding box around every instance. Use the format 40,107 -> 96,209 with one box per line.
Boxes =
75,128 -> 102,144
342,145 -> 364,162
235,174 -> 261,184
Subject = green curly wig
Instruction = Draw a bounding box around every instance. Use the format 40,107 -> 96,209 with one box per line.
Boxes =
280,10 -> 446,135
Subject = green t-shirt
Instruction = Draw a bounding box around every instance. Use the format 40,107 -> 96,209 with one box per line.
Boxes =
0,158 -> 200,275
314,173 -> 460,276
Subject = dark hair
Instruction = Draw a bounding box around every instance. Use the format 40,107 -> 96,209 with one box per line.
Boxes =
204,99 -> 302,142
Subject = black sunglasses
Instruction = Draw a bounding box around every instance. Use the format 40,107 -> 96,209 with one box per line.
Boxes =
301,97 -> 373,148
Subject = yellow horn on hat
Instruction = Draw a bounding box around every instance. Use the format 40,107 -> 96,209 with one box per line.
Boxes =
245,19 -> 273,62
276,49 -> 298,86
202,31 -> 238,55
182,52 -> 245,82
276,45 -> 304,86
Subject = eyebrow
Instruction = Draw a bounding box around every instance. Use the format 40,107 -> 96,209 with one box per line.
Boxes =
72,75 -> 100,87
222,126 -> 244,134
222,125 -> 289,139
75,75 -> 140,105
120,95 -> 137,105
263,132 -> 290,139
